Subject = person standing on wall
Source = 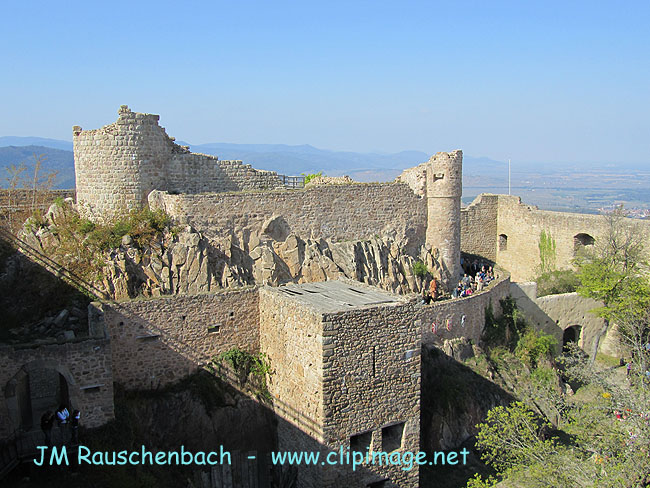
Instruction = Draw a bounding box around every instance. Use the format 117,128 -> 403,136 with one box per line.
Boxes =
429,277 -> 438,301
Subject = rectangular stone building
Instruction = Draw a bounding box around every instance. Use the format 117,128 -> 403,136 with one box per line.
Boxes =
260,281 -> 421,488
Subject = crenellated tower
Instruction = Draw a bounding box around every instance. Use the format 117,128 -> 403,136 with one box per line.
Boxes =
425,150 -> 463,289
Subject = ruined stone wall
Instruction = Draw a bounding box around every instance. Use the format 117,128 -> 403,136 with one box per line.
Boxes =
496,195 -> 650,281
535,292 -> 607,353
259,287 -> 329,488
510,283 -> 620,357
460,193 -> 499,262
396,161 -> 427,197
74,106 -> 173,221
166,154 -> 282,194
259,288 -> 324,442
426,151 -> 463,288
0,189 -> 76,209
73,106 -> 282,222
460,194 -> 650,282
0,338 -> 114,438
101,288 -> 259,389
149,183 -> 426,248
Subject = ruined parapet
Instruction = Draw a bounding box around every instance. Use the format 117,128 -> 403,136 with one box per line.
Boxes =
396,161 -> 428,197
426,150 -> 463,289
74,106 -> 284,222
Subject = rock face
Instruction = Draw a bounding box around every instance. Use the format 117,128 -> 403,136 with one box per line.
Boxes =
19,202 -> 445,301
101,229 -> 442,300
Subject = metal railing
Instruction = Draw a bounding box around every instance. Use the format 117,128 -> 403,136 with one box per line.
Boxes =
278,175 -> 305,189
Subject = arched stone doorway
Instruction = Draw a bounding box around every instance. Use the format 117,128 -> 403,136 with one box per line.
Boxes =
574,233 -> 595,255
4,361 -> 77,433
563,325 -> 581,349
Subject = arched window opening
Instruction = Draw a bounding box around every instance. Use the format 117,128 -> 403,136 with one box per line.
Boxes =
498,234 -> 508,251
574,233 -> 595,254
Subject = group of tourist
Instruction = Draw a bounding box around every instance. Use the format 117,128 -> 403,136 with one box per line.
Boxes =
419,261 -> 497,304
40,405 -> 81,446
451,264 -> 496,299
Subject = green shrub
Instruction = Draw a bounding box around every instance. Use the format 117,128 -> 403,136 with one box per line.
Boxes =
538,229 -> 557,274
215,347 -> 272,401
536,269 -> 581,297
515,329 -> 557,368
217,347 -> 271,378
412,260 -> 428,278
77,218 -> 96,234
24,210 -> 48,233
86,207 -> 172,251
301,171 -> 324,184
483,297 -> 527,347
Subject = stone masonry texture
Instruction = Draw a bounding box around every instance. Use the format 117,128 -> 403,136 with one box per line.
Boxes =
73,106 -> 283,222
461,194 -> 650,281
426,150 -> 463,289
100,288 -> 259,389
149,183 -> 427,252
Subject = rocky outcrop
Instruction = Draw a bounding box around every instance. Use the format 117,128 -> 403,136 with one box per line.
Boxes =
101,228 -> 442,300
16,201 -> 445,301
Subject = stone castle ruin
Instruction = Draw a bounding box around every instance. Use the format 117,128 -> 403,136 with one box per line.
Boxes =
3,106 -> 650,486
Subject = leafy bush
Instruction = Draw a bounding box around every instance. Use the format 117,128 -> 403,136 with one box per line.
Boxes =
86,207 -> 171,251
412,260 -> 428,278
216,347 -> 272,401
538,229 -> 557,274
301,171 -> 324,184
218,347 -> 272,378
24,210 -> 48,233
515,329 -> 557,368
536,269 -> 581,297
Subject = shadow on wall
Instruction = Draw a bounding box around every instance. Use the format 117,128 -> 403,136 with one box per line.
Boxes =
509,283 -> 564,345
0,236 -> 114,445
420,345 -> 515,488
0,240 -> 93,344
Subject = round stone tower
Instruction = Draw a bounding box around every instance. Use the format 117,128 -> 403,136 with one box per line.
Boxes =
73,105 -> 174,222
426,150 -> 463,290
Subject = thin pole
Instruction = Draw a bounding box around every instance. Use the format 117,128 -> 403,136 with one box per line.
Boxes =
508,159 -> 511,195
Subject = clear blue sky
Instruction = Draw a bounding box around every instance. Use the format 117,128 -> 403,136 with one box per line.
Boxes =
1,0 -> 649,164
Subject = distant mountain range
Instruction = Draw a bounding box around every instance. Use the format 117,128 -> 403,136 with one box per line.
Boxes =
0,144 -> 75,189
0,136 -> 514,189
0,136 -> 73,152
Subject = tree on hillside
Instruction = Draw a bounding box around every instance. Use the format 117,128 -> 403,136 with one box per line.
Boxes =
616,308 -> 650,389
1,154 -> 58,234
469,344 -> 650,488
575,206 -> 650,363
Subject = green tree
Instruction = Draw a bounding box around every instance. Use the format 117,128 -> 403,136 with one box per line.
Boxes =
575,207 -> 650,363
472,348 -> 650,487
